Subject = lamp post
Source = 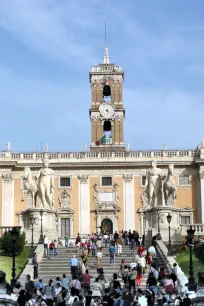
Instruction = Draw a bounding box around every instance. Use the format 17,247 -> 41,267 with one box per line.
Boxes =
29,216 -> 39,253
167,213 -> 172,254
187,226 -> 197,291
10,227 -> 20,287
39,210 -> 43,244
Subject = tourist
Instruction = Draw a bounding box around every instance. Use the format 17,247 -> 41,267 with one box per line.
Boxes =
103,233 -> 109,247
96,249 -> 103,270
109,244 -> 116,266
128,230 -> 133,243
113,293 -> 123,305
81,237 -> 86,249
96,239 -> 103,252
148,245 -> 156,258
139,255 -> 146,275
136,263 -> 143,287
54,240 -> 58,257
44,279 -> 55,305
49,241 -> 55,259
67,288 -> 79,305
25,275 -> 35,301
90,278 -> 103,298
137,244 -> 145,256
76,234 -> 81,250
35,278 -> 45,290
69,255 -> 79,279
54,283 -> 63,305
130,239 -> 136,255
102,288 -> 113,305
64,234 -> 69,248
151,264 -> 159,281
158,267 -> 167,286
183,294 -> 192,306
122,265 -> 129,287
32,253 -> 39,279
129,259 -> 137,270
110,273 -> 121,294
79,269 -> 93,296
87,240 -> 92,256
91,240 -> 96,257
43,236 -> 48,255
129,267 -> 137,294
118,259 -> 126,278
17,289 -> 27,306
61,274 -> 69,296
164,274 -> 174,303
97,268 -> 106,288
70,276 -> 81,295
146,272 -> 158,295
116,237 -> 123,256
136,289 -> 148,306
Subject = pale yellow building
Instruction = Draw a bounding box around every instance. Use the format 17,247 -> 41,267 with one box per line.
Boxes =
0,47 -> 203,242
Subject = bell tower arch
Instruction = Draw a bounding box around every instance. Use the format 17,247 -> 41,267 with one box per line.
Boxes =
89,46 -> 125,152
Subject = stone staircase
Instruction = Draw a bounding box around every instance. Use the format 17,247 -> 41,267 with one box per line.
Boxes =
38,245 -> 175,305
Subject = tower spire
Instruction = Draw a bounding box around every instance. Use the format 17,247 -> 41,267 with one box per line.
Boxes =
103,22 -> 110,64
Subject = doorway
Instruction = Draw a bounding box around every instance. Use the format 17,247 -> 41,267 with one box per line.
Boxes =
101,219 -> 113,234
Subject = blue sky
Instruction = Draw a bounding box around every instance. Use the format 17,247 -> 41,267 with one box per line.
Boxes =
0,0 -> 204,152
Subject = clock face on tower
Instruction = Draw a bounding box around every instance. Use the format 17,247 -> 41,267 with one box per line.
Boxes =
99,103 -> 115,118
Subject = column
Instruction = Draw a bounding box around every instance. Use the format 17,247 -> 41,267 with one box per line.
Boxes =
2,173 -> 14,226
78,175 -> 90,235
123,174 -> 135,231
199,167 -> 204,223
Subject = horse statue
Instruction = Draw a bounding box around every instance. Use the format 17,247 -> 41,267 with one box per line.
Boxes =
23,167 -> 38,208
163,164 -> 177,206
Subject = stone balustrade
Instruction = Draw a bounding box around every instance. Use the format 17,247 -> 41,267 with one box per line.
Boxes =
0,149 -> 198,163
180,224 -> 204,236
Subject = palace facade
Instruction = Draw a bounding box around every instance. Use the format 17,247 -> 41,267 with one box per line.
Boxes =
0,47 -> 203,242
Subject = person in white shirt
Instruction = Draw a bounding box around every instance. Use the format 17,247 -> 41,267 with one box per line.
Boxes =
43,236 -> 48,256
96,251 -> 103,269
148,245 -> 156,258
136,289 -> 147,306
129,259 -> 137,270
139,256 -> 146,274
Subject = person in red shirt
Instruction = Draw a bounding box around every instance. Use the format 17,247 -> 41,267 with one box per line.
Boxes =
49,241 -> 55,259
137,245 -> 145,256
79,269 -> 93,296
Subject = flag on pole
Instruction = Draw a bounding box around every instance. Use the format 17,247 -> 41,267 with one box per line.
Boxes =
95,135 -> 106,146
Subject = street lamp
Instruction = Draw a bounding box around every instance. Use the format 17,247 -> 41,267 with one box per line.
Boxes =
29,216 -> 39,252
167,213 -> 172,254
39,210 -> 43,244
187,226 -> 197,291
10,227 -> 20,287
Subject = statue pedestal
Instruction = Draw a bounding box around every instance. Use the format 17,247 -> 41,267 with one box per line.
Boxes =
17,208 -> 58,244
140,205 -> 194,244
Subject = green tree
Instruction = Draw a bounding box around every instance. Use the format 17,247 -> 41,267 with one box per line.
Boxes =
0,230 -> 25,256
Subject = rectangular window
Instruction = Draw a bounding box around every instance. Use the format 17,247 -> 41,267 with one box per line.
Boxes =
181,216 -> 190,225
179,175 -> 190,186
61,218 -> 70,237
60,177 -> 71,187
141,176 -> 146,187
102,176 -> 112,186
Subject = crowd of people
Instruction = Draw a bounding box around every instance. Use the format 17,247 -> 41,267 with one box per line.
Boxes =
2,230 -> 192,306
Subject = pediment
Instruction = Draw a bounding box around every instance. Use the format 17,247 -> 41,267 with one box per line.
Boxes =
57,207 -> 74,214
180,206 -> 194,212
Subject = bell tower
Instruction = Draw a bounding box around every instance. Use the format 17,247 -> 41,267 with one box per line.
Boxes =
89,46 -> 125,152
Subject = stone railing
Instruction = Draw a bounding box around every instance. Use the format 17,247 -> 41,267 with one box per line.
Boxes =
156,240 -> 187,294
180,224 -> 204,236
0,149 -> 198,162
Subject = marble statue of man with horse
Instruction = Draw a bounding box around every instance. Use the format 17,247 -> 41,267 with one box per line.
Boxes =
22,158 -> 55,209
141,161 -> 177,207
